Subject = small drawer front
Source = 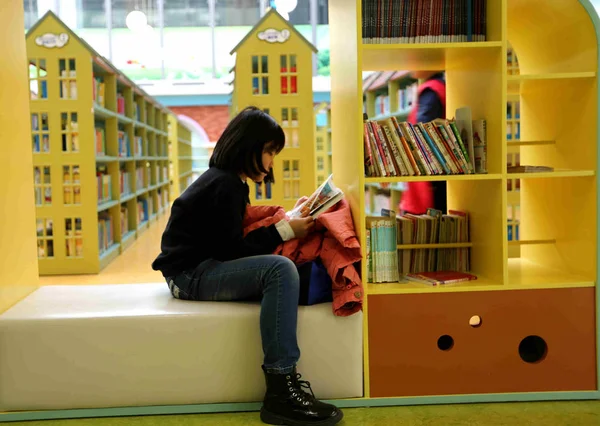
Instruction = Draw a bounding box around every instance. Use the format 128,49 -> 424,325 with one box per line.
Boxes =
368,288 -> 597,398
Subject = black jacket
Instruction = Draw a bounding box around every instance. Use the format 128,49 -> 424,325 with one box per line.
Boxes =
151,167 -> 283,278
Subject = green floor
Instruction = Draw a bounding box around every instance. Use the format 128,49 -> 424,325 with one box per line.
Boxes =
6,402 -> 600,426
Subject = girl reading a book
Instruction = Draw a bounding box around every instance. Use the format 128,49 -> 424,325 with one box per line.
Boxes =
152,106 -> 343,426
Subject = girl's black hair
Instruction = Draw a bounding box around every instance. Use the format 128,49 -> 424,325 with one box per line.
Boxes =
209,106 -> 285,183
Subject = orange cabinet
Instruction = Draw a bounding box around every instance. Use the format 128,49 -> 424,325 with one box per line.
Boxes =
368,288 -> 597,398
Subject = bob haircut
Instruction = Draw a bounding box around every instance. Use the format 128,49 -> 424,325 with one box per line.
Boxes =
209,106 -> 285,183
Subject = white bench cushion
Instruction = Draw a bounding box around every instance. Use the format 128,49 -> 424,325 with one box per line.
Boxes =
0,284 -> 363,411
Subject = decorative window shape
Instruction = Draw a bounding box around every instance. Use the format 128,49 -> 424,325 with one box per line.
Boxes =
61,112 -> 79,152
34,166 -> 52,205
58,58 -> 77,99
281,107 -> 299,148
251,55 -> 269,95
65,218 -> 83,258
29,58 -> 48,100
280,54 -> 298,95
282,160 -> 301,199
32,112 -> 50,153
36,218 -> 54,258
63,165 -> 82,205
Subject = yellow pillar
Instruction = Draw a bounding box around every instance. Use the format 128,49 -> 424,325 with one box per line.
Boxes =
0,2 -> 40,312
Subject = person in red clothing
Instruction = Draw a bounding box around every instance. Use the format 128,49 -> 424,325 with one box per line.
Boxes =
400,71 -> 447,215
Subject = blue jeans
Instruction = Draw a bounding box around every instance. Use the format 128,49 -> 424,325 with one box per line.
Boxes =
166,255 -> 301,374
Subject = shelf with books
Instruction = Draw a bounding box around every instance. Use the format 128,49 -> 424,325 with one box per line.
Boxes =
366,174 -> 502,183
507,170 -> 595,179
26,11 -> 178,275
168,114 -> 194,198
366,275 -> 503,295
331,0 -> 599,402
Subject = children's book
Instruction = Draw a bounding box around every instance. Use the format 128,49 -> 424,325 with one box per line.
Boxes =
405,271 -> 478,286
287,174 -> 344,219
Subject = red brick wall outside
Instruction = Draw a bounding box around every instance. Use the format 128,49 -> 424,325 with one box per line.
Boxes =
170,106 -> 230,142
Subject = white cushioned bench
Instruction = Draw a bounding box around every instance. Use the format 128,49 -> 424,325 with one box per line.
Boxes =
0,284 -> 363,412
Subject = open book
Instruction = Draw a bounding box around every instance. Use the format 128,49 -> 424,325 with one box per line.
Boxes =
287,174 -> 344,219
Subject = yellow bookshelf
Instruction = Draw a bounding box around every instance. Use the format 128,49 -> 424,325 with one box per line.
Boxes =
229,8 -> 318,211
314,102 -> 332,186
26,12 -> 177,275
330,0 -> 598,401
168,115 -> 193,199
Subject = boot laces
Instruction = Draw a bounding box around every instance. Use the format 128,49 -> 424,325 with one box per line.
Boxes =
286,373 -> 315,405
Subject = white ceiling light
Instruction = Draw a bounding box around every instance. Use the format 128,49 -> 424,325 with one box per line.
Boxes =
274,0 -> 298,19
126,10 -> 147,32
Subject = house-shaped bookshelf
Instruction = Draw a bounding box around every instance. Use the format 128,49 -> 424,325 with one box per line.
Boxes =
229,8 -> 318,211
26,11 -> 186,275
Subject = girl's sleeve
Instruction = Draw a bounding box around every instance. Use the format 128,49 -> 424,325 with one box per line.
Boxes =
211,186 -> 283,261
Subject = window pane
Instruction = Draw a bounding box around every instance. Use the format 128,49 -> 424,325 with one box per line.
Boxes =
290,55 -> 297,72
214,0 -> 261,78
80,0 -> 106,28
280,55 -> 287,72
23,0 -> 39,30
215,0 -> 260,26
164,0 -> 212,82
165,0 -> 210,27
111,0 -> 158,29
317,0 -> 328,24
261,55 -> 268,73
287,1 -> 310,25
110,0 -> 163,81
252,56 -> 259,74
73,0 -> 110,59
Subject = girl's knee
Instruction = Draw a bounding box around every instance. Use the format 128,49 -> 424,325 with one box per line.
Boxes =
271,255 -> 296,274
267,256 -> 299,288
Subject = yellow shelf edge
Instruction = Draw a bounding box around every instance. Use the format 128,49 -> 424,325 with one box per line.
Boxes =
507,71 -> 596,81
371,109 -> 411,121
99,243 -> 120,263
508,140 -> 555,146
366,280 -> 596,295
507,170 -> 595,179
120,193 -> 135,203
137,221 -> 149,233
508,239 -> 556,246
362,41 -> 503,50
97,199 -> 118,212
397,243 -> 473,249
95,156 -> 118,162
365,173 -> 503,183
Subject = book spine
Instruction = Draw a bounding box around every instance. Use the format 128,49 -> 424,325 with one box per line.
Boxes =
381,122 -> 409,175
401,121 -> 433,174
415,123 -> 446,174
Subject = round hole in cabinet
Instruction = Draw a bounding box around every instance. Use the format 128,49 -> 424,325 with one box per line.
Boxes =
437,335 -> 454,351
519,335 -> 548,363
469,315 -> 482,328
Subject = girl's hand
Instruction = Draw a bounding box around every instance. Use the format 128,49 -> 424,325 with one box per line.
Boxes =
294,196 -> 308,209
289,217 -> 315,239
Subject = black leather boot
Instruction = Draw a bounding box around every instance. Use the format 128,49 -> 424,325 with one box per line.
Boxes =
260,367 -> 343,425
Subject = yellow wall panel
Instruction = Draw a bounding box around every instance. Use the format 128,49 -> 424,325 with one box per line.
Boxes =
0,1 -> 39,312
